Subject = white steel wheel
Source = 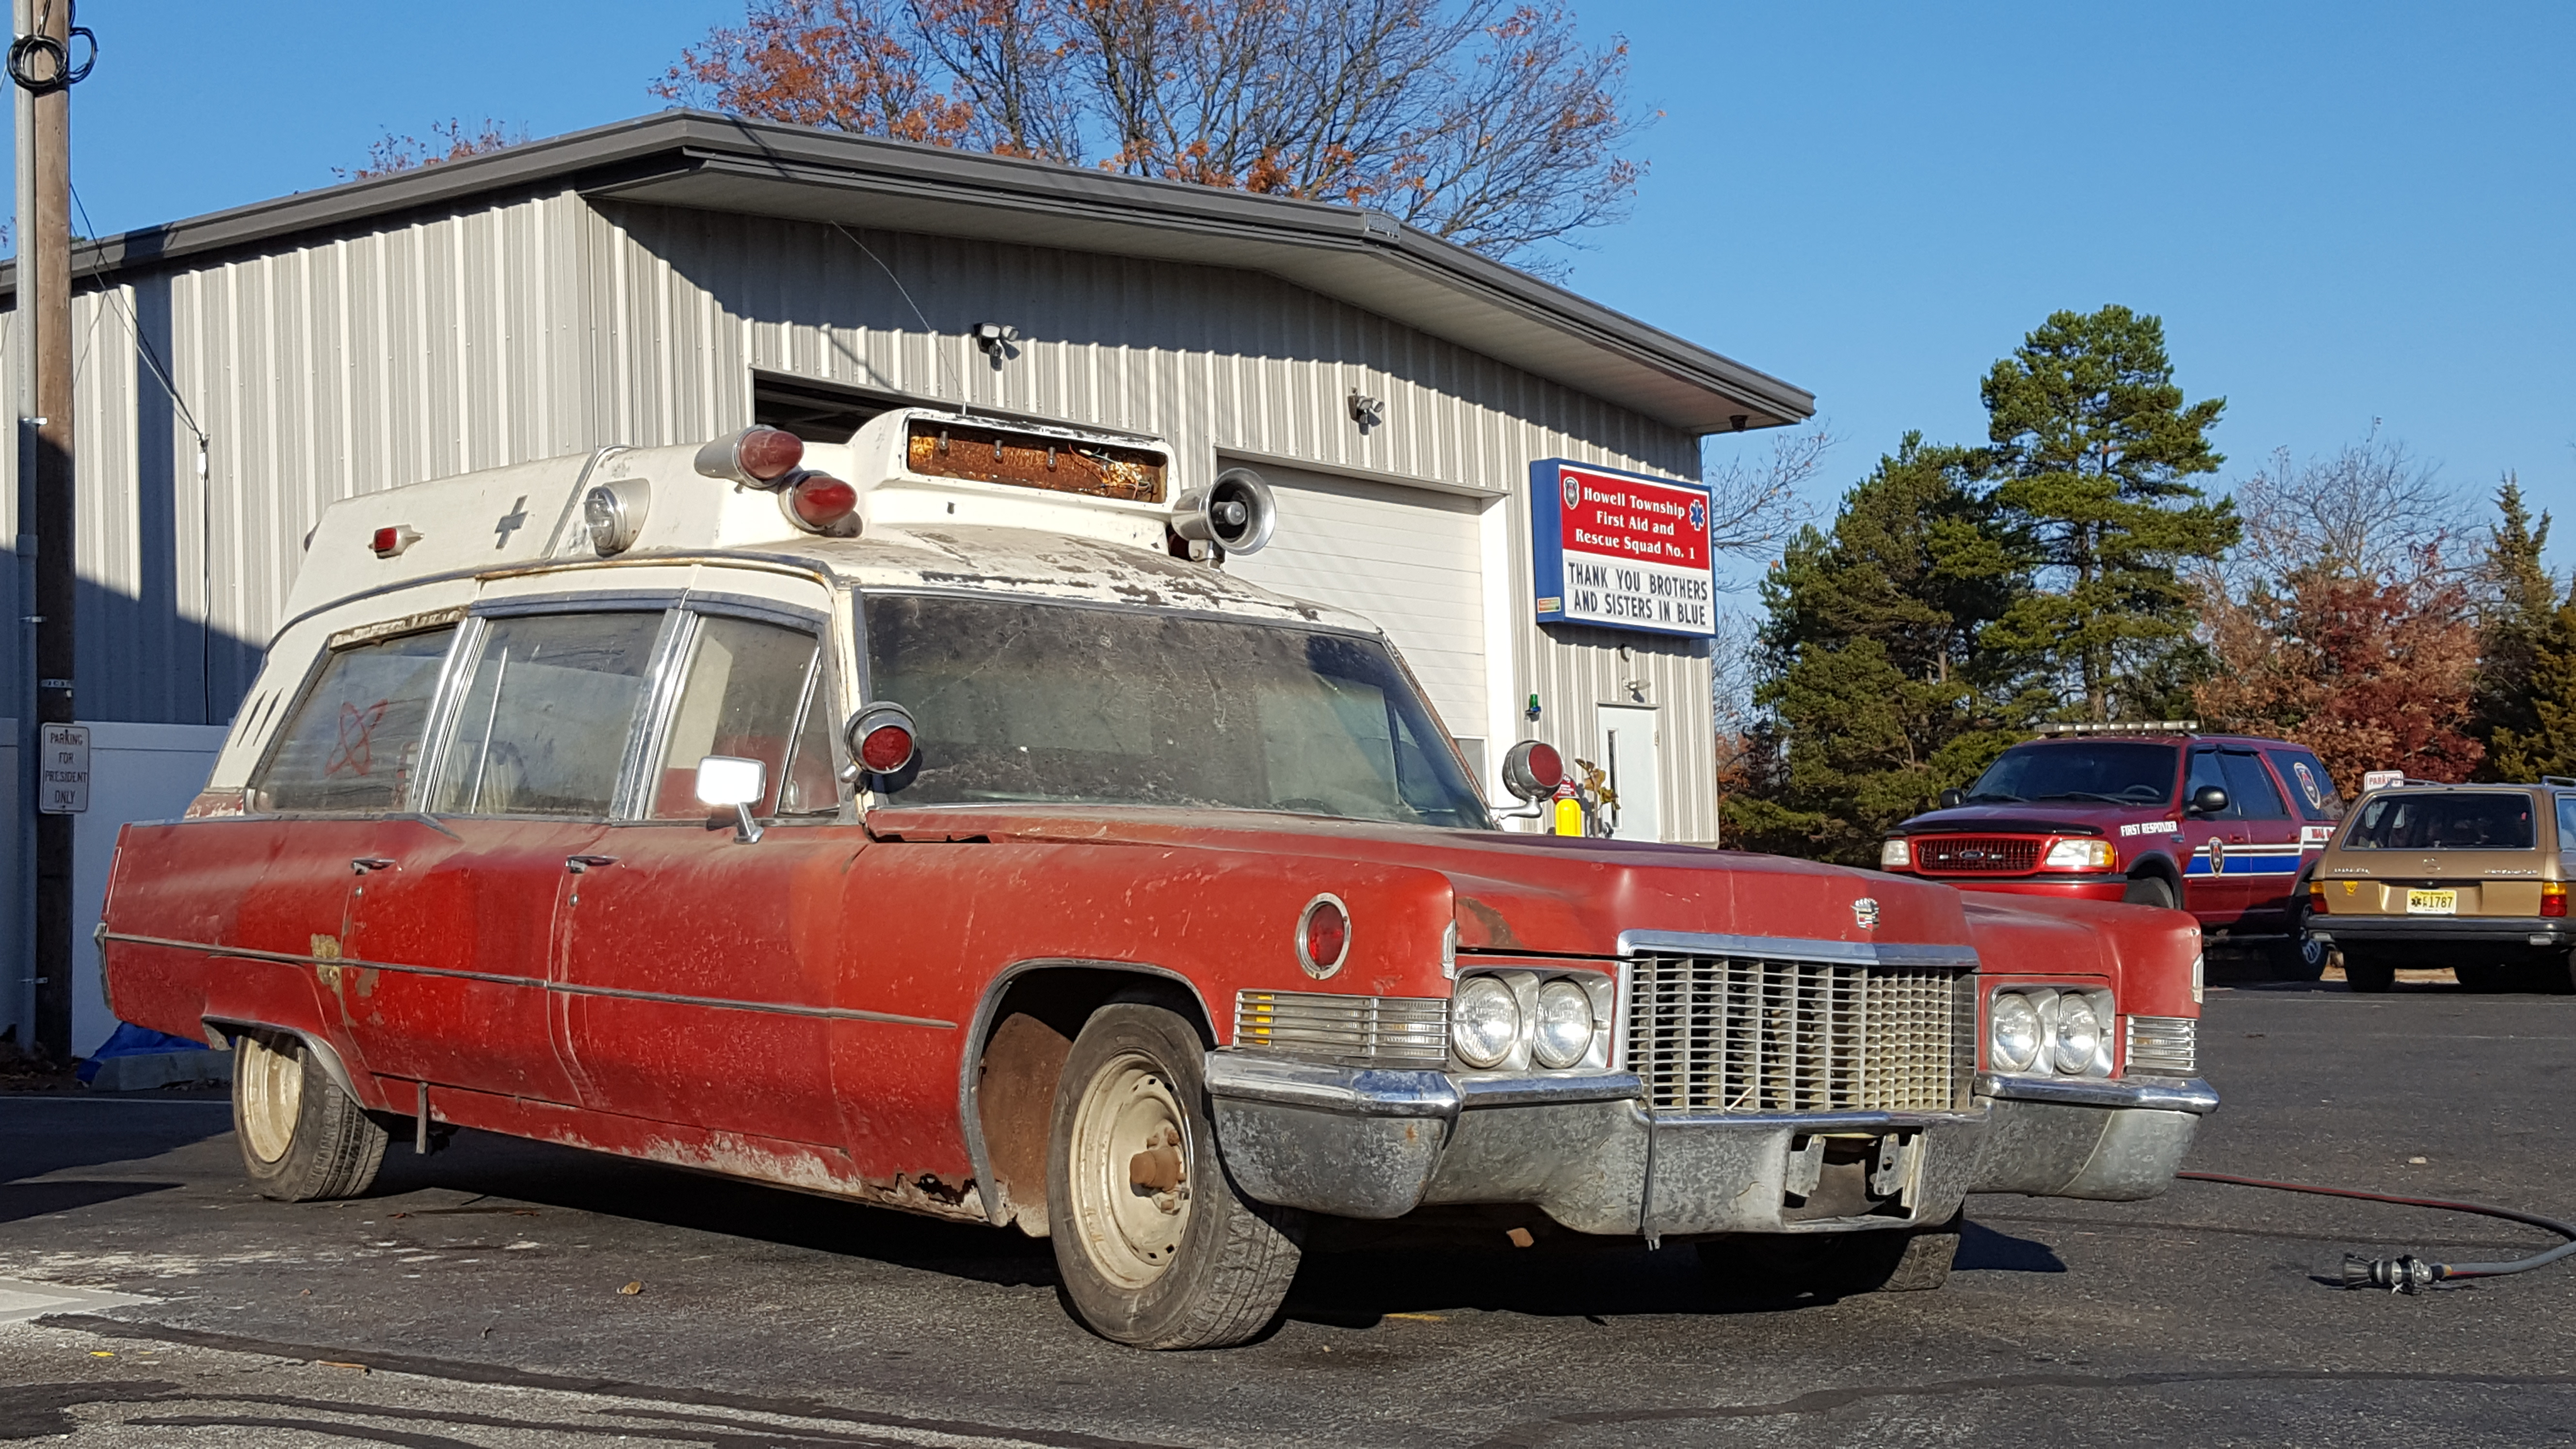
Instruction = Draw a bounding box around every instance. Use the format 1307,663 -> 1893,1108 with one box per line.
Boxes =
1068,1053 -> 1194,1289
234,1033 -> 304,1165
228,1032 -> 391,1203
1046,1003 -> 1304,1349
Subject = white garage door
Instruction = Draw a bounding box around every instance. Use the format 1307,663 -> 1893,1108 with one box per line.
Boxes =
1221,462 -> 1489,769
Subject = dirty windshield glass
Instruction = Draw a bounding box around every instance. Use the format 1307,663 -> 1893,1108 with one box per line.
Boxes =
861,594 -> 1491,829
2343,793 -> 2536,851
1965,742 -> 2178,805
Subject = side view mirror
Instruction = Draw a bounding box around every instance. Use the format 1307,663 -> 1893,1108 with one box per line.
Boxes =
1501,739 -> 1566,803
1938,787 -> 1966,809
844,701 -> 919,777
2189,785 -> 2230,816
696,755 -> 768,844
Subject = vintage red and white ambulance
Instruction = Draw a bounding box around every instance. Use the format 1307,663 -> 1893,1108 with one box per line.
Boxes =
99,412 -> 2216,1348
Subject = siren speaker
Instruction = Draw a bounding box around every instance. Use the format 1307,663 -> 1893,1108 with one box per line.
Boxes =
1172,467 -> 1277,555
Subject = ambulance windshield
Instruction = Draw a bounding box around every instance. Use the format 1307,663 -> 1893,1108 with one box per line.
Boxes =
862,593 -> 1492,829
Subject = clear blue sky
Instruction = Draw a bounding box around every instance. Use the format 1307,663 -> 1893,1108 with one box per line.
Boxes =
14,2 -> 2572,576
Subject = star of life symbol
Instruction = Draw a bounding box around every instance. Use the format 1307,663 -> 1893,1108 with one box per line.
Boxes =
1852,897 -> 1881,930
1562,471 -> 1582,513
324,698 -> 391,777
1689,498 -> 1707,532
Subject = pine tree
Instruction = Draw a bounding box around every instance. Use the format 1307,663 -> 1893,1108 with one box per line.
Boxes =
1726,436 -> 2030,863
2490,583 -> 2576,781
1976,306 -> 2239,722
2470,475 -> 2557,770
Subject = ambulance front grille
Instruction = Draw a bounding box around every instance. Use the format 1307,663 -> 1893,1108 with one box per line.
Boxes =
1623,954 -> 1975,1114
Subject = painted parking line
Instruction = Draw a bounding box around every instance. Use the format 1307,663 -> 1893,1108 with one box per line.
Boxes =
0,1277 -> 150,1326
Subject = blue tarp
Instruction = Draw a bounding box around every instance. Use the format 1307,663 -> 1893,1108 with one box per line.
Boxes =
75,1022 -> 210,1084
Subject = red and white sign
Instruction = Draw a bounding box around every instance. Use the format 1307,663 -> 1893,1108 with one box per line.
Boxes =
1537,462 -> 1715,636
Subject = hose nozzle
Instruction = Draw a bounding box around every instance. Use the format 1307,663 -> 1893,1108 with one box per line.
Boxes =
2342,1253 -> 2441,1293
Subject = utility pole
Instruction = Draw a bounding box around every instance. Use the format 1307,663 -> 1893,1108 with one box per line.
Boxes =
13,0 -> 75,1062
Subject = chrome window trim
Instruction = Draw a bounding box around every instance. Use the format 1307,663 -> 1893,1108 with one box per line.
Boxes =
1614,930 -> 1981,971
466,590 -> 684,618
263,551 -> 840,647
245,616 -> 470,813
419,607 -> 680,823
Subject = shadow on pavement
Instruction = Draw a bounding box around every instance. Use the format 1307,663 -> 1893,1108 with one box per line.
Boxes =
0,1179 -> 187,1224
1954,1219 -> 2066,1272
0,1097 -> 231,1183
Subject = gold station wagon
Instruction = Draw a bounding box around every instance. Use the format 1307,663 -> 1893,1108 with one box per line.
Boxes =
2306,780 -> 2576,993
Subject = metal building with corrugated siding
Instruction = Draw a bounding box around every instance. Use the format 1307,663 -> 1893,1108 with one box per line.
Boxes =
0,111 -> 1810,1050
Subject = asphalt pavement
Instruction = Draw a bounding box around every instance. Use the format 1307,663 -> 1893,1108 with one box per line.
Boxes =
4,978 -> 2574,1448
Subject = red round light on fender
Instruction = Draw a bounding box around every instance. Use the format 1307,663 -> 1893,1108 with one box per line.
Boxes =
738,427 -> 805,482
785,471 -> 860,534
1297,894 -> 1351,979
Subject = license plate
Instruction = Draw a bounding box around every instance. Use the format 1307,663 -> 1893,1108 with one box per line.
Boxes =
2406,888 -> 2457,915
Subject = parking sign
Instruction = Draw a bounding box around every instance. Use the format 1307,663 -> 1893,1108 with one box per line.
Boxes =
39,724 -> 89,813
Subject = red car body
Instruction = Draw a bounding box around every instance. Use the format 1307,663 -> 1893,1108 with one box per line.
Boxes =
96,422 -> 2218,1345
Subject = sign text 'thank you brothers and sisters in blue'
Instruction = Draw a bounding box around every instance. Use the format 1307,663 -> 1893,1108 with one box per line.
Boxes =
1529,459 -> 1717,638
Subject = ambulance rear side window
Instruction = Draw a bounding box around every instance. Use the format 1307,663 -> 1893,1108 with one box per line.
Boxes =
253,627 -> 458,813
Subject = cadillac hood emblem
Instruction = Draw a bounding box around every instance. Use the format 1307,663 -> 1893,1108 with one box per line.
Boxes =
1852,897 -> 1881,930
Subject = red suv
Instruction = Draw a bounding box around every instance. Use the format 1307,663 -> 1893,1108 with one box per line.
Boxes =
1878,726 -> 2344,968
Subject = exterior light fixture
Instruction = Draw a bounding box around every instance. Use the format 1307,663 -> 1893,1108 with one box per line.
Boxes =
971,322 -> 1020,358
1348,390 -> 1385,428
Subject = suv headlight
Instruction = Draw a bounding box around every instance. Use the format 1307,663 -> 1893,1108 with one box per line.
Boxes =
1881,838 -> 1911,868
2042,838 -> 2114,869
1451,976 -> 1521,1069
1990,991 -> 2041,1072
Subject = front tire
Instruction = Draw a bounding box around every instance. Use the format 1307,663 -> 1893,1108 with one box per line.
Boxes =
2122,876 -> 2179,911
1046,1005 -> 1304,1349
232,1033 -> 389,1202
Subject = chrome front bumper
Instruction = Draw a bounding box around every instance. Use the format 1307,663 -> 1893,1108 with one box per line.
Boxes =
1204,1052 -> 2217,1238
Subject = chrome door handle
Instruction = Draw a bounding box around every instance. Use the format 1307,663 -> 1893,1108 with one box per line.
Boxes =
351,857 -> 397,874
566,854 -> 619,873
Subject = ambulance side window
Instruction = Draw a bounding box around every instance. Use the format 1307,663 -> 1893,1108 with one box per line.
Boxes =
647,614 -> 829,820
428,611 -> 665,818
251,626 -> 458,813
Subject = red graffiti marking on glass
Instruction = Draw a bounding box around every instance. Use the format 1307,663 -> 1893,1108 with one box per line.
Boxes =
323,699 -> 393,777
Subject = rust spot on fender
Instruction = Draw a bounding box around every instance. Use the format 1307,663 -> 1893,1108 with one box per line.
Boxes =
1456,897 -> 1523,950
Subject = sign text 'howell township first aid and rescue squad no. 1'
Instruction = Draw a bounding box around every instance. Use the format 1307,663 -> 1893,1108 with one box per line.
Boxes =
1529,459 -> 1717,638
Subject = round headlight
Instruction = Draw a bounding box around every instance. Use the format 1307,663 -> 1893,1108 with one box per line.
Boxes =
1451,976 -> 1521,1069
1531,980 -> 1594,1070
2052,993 -> 2102,1075
1991,991 -> 2040,1073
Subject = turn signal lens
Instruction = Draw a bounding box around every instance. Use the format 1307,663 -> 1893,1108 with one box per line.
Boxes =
785,471 -> 860,534
1452,976 -> 1520,1069
859,723 -> 914,773
2309,880 -> 2329,916
1990,991 -> 2040,1073
1531,979 -> 1594,1069
1880,838 -> 1912,869
2042,837 -> 2114,870
2545,882 -> 2568,919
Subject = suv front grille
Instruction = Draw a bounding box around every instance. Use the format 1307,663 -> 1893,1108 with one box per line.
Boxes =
1624,954 -> 1974,1113
1233,990 -> 1448,1067
1914,836 -> 2043,873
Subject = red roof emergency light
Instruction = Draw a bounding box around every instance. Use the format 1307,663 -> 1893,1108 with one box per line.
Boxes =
693,426 -> 805,488
782,470 -> 860,536
370,525 -> 421,558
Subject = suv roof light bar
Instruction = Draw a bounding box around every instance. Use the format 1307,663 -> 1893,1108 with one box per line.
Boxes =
2034,721 -> 2200,737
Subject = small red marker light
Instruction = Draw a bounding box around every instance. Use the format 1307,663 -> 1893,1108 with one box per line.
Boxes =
785,471 -> 860,534
1298,895 -> 1351,978
369,525 -> 420,558
860,723 -> 913,773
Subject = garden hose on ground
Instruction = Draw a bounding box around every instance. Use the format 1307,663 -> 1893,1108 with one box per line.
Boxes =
2177,1170 -> 2576,1293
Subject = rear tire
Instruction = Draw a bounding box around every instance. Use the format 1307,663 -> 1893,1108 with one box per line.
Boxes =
232,1033 -> 388,1202
1046,1004 -> 1304,1349
2341,949 -> 2397,994
2121,876 -> 2179,910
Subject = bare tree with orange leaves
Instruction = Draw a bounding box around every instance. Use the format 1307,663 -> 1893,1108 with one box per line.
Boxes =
656,0 -> 1645,271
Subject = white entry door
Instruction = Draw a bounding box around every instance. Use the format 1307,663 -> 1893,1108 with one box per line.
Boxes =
1595,705 -> 1662,842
